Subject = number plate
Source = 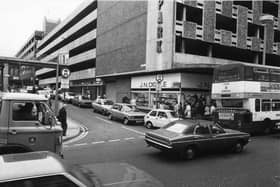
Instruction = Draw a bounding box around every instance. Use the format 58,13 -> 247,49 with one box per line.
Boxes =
218,113 -> 234,120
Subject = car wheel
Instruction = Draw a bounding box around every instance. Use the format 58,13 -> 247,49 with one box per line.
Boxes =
92,108 -> 96,113
145,122 -> 153,129
102,110 -> 106,115
233,142 -> 244,153
182,146 -> 196,160
108,114 -> 113,120
123,118 -> 129,125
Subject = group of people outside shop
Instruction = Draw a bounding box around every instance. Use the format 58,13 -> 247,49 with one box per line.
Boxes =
158,94 -> 216,120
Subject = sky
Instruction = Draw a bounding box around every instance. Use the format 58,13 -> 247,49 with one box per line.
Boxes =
0,0 -> 84,57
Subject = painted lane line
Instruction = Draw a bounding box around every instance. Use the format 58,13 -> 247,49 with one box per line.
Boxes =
64,124 -> 88,145
121,125 -> 145,136
124,137 -> 135,140
96,116 -> 113,124
73,143 -> 87,147
108,139 -> 121,142
91,141 -> 105,144
103,179 -> 150,186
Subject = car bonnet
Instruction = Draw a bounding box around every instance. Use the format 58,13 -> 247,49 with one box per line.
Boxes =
83,162 -> 164,187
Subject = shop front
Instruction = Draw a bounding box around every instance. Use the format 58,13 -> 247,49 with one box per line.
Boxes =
131,73 -> 212,110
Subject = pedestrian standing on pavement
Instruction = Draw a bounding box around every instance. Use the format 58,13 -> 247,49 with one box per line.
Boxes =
58,103 -> 68,136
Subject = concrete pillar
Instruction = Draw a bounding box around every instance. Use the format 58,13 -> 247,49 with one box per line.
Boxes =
3,63 -> 9,92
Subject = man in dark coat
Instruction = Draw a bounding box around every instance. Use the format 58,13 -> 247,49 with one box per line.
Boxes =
58,104 -> 67,136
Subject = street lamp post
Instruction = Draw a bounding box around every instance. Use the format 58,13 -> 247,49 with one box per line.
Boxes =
260,14 -> 274,65
54,59 -> 59,115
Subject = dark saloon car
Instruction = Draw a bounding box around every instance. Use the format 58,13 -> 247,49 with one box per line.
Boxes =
145,120 -> 250,159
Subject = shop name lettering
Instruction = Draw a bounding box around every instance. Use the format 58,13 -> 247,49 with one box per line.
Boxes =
156,0 -> 164,53
140,81 -> 167,88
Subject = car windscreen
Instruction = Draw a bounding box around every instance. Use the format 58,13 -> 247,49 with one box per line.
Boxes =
68,93 -> 75,96
122,105 -> 139,112
104,100 -> 114,105
163,122 -> 192,134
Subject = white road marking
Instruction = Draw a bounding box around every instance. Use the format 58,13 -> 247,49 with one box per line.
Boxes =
96,116 -> 113,124
121,125 -> 145,136
91,141 -> 105,144
103,179 -> 150,186
65,136 -> 143,148
73,143 -> 87,147
108,139 -> 121,142
124,137 -> 135,140
64,124 -> 89,145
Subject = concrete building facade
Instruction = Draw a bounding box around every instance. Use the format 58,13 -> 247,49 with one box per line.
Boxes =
15,0 -> 280,108
96,0 -> 280,109
35,0 -> 98,99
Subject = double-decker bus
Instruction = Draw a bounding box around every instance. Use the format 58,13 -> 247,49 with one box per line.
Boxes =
212,63 -> 280,133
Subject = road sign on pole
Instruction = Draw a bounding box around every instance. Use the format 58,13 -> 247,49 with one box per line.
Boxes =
155,74 -> 163,83
61,68 -> 70,79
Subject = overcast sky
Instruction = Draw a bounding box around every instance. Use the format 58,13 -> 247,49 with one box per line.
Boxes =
0,0 -> 84,57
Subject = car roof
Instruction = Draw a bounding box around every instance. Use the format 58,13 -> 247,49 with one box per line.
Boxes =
150,109 -> 173,112
0,151 -> 66,182
114,103 -> 134,106
1,92 -> 47,101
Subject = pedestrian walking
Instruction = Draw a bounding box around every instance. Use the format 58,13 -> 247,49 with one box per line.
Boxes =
57,103 -> 68,136
184,102 -> 192,119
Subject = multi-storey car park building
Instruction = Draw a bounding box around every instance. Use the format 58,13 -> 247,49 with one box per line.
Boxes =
96,0 -> 280,108
35,0 -> 98,98
17,0 -> 280,109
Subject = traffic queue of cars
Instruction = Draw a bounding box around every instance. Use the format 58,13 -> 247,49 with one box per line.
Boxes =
60,95 -> 251,160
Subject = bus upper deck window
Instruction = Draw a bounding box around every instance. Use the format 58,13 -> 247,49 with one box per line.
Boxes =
255,99 -> 260,112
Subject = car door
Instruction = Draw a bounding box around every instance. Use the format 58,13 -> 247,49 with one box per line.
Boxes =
193,125 -> 214,152
156,111 -> 170,127
8,101 -> 57,152
209,124 -> 228,151
111,104 -> 122,120
145,110 -> 157,125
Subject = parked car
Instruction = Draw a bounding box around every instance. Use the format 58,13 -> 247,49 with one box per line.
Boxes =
145,119 -> 250,159
61,92 -> 76,103
72,95 -> 92,107
144,109 -> 179,129
92,99 -> 114,115
0,151 -> 163,187
108,103 -> 146,125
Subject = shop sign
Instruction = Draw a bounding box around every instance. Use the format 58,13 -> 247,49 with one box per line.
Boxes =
131,73 -> 180,89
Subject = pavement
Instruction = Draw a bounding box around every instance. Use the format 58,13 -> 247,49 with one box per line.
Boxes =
50,100 -> 85,142
63,117 -> 85,142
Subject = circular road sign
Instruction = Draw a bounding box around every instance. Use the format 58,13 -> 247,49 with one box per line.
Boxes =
61,68 -> 70,79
